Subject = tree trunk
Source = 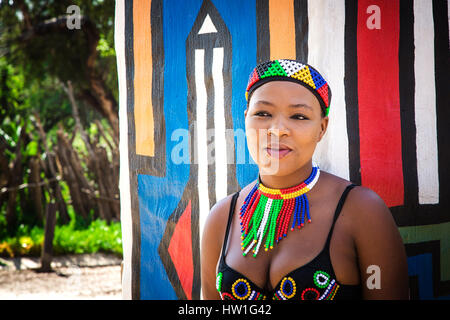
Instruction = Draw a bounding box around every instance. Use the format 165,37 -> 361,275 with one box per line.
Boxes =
16,15 -> 119,140
55,128 -> 90,219
33,113 -> 70,224
29,156 -> 44,222
5,126 -> 26,231
39,202 -> 57,272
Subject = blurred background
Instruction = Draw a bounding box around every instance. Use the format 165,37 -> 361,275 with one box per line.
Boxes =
0,0 -> 122,299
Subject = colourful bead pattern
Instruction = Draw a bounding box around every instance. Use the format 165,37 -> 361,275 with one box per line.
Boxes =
280,277 -> 297,299
245,59 -> 331,116
216,272 -> 223,293
239,164 -> 320,257
318,279 -> 340,300
231,278 -> 252,300
301,287 -> 320,300
221,292 -> 235,300
218,268 -> 340,301
313,270 -> 330,289
273,290 -> 286,300
248,290 -> 265,300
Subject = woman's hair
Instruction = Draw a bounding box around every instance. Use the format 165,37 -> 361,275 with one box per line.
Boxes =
245,59 -> 332,118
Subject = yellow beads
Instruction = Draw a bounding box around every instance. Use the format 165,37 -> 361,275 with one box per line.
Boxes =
330,284 -> 339,300
231,278 -> 251,300
291,65 -> 316,89
280,277 -> 297,299
259,183 -> 310,200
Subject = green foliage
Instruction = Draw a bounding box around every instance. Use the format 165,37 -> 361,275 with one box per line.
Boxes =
0,219 -> 122,258
0,0 -> 121,258
53,219 -> 122,257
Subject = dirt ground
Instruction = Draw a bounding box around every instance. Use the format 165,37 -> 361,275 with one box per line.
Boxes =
0,253 -> 123,300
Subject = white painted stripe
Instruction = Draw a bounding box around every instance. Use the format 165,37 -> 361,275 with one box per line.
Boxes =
414,0 -> 439,204
195,49 -> 210,245
307,0 -> 349,180
115,0 -> 132,300
212,47 -> 228,203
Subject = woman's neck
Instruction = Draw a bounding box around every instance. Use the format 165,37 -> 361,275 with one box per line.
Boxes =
259,161 -> 314,189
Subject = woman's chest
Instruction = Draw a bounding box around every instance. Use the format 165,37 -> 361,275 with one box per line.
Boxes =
222,197 -> 359,290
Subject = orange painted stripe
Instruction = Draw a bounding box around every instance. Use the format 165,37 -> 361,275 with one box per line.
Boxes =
133,0 -> 154,157
269,0 -> 296,60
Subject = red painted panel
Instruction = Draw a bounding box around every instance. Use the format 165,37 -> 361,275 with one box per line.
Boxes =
168,200 -> 193,299
357,0 -> 404,207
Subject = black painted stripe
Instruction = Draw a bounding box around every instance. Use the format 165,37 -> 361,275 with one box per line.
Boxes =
294,0 -> 308,62
256,0 -> 270,63
433,0 -> 450,210
344,0 -> 361,186
396,0 -> 418,222
124,0 -> 141,300
405,240 -> 450,298
392,0 -> 450,227
151,0 -> 166,175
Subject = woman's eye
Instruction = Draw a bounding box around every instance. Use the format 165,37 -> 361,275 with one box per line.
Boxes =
255,111 -> 271,117
292,114 -> 307,120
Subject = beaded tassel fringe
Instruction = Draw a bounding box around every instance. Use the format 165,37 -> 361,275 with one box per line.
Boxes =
240,165 -> 320,258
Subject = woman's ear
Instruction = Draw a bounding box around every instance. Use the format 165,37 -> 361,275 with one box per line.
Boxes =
318,116 -> 329,142
244,108 -> 248,118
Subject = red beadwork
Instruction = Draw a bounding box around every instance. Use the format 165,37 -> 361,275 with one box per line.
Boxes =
316,84 -> 329,107
239,162 -> 320,257
301,288 -> 320,300
279,182 -> 307,194
242,192 -> 261,235
284,199 -> 294,235
260,191 -> 283,199
241,191 -> 258,232
275,202 -> 284,241
246,70 -> 260,92
221,292 -> 236,300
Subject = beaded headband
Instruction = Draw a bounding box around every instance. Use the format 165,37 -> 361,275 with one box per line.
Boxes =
245,59 -> 332,116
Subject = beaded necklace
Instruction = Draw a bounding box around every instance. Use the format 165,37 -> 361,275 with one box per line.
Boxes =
239,164 -> 320,257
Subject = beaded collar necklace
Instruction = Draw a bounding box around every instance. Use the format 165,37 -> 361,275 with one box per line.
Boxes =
239,164 -> 320,258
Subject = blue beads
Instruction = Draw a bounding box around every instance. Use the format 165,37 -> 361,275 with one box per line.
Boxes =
240,183 -> 258,215
291,194 -> 310,230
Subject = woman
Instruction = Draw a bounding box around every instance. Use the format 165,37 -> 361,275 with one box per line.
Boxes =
201,59 -> 409,300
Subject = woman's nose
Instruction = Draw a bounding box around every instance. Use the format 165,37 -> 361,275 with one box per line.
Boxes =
268,118 -> 290,137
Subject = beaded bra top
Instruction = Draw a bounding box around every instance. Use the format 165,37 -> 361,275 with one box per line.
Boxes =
216,184 -> 362,300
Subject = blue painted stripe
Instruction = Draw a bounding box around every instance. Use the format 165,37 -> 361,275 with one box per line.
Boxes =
408,254 -> 450,300
139,0 -> 259,299
212,0 -> 259,188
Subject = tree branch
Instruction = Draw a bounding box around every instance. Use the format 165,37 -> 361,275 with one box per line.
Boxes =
16,14 -> 119,138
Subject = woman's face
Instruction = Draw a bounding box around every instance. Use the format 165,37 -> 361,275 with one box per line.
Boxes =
245,81 -> 328,177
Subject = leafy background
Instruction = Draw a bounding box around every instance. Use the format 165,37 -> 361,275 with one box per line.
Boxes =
0,0 -> 121,258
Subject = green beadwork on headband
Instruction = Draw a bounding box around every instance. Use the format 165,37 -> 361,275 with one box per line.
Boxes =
245,59 -> 332,116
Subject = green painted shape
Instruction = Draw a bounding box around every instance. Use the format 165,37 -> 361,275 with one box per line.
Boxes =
399,222 -> 450,281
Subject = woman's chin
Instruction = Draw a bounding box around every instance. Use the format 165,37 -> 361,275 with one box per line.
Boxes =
258,162 -> 292,176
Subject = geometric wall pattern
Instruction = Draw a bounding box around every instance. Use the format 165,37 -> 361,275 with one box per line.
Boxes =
115,0 -> 450,299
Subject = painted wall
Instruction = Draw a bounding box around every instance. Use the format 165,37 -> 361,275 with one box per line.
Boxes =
115,0 -> 450,300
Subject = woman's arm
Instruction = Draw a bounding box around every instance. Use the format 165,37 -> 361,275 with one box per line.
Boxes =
200,195 -> 233,300
349,186 -> 409,299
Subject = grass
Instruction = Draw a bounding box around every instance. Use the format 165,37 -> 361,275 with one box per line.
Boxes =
0,218 -> 123,258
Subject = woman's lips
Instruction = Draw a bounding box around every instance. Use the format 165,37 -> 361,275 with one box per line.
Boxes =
265,147 -> 292,159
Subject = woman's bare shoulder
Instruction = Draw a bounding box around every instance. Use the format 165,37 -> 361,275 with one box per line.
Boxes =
319,171 -> 384,206
346,185 -> 390,217
207,193 -> 235,226
318,171 -> 392,225
206,181 -> 257,228
342,184 -> 401,246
